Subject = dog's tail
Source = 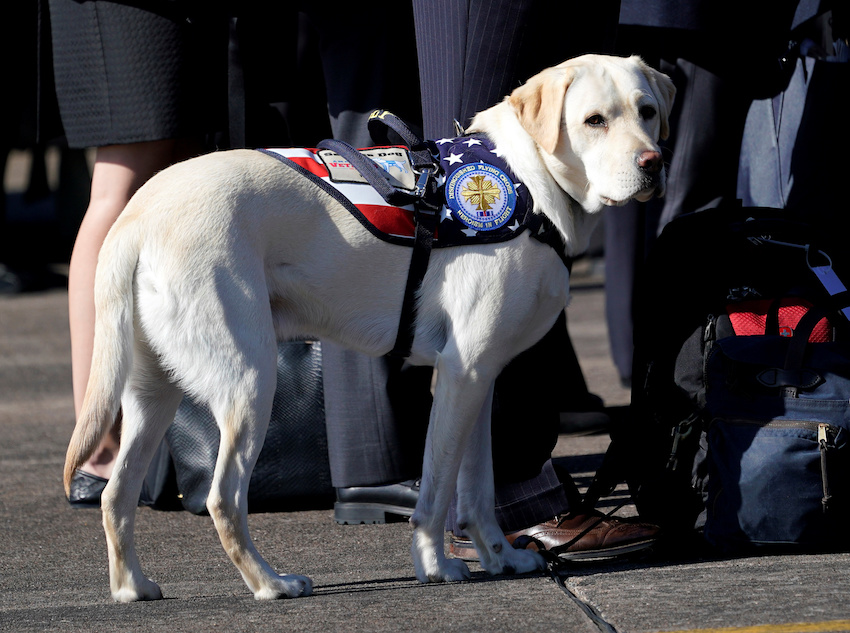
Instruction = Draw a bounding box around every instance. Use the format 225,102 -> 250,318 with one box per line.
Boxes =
63,215 -> 142,498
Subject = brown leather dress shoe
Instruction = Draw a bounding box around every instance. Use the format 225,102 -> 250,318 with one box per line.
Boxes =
449,512 -> 659,561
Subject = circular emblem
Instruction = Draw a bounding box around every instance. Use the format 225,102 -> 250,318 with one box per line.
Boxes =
445,162 -> 517,232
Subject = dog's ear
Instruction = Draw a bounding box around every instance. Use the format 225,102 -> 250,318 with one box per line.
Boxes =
633,56 -> 676,140
509,64 -> 574,154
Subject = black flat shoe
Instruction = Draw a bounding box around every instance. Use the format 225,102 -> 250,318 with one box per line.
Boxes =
67,470 -> 108,508
67,469 -> 157,509
334,479 -> 419,524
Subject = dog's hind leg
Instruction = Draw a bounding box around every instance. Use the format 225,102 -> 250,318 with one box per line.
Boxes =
203,346 -> 313,600
101,340 -> 183,602
454,385 -> 546,576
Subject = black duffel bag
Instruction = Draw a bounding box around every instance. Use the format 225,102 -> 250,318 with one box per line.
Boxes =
164,340 -> 333,514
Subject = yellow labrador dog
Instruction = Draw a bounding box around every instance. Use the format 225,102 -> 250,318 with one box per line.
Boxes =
65,54 -> 674,602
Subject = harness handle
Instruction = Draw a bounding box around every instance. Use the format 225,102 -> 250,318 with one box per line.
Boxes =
367,109 -> 434,170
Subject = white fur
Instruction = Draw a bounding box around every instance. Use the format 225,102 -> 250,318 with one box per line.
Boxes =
64,54 -> 674,601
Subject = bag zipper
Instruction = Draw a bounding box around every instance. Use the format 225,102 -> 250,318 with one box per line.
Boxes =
717,418 -> 837,433
702,314 -> 718,393
818,423 -> 832,513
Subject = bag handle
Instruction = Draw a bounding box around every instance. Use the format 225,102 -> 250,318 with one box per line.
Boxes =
778,306 -> 831,397
764,297 -> 785,336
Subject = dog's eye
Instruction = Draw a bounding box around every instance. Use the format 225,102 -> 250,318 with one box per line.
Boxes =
639,105 -> 657,120
585,115 -> 606,128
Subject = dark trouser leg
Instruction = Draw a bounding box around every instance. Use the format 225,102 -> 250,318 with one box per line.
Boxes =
322,342 -> 430,489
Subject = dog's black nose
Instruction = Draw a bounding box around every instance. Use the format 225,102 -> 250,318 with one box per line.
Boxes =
638,150 -> 663,174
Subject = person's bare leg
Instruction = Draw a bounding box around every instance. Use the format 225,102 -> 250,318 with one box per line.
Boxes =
69,139 -> 200,479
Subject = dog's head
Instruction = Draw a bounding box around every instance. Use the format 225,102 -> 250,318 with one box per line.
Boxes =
509,54 -> 676,213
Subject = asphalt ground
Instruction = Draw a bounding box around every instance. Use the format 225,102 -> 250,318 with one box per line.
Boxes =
2,160 -> 850,632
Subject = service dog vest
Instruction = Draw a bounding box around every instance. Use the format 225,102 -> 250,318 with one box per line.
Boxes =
259,135 -> 538,248
260,133 -> 569,358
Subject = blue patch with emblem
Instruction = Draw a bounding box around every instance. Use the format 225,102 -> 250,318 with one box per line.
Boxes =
432,135 -> 532,243
445,162 -> 518,232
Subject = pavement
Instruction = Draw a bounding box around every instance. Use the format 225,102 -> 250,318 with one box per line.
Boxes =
2,208 -> 850,632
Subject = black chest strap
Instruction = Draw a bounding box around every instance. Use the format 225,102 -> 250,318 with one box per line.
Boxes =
387,205 -> 439,359
528,214 -> 573,271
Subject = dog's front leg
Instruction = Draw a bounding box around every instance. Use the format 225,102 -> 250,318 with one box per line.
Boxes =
410,357 -> 493,583
455,384 -> 546,576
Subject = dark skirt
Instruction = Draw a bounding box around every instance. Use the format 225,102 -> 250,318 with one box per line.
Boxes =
47,0 -> 227,148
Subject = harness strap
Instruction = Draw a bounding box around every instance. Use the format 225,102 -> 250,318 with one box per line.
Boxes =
528,214 -> 572,270
388,206 -> 439,359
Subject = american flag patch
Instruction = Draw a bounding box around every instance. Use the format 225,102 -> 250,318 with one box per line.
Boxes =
262,147 -> 417,241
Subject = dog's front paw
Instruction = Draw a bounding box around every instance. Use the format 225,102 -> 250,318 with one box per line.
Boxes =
416,555 -> 471,583
412,531 -> 471,583
253,574 -> 313,600
478,542 -> 546,576
111,577 -> 163,603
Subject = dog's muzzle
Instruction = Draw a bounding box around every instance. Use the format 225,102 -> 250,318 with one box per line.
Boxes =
637,150 -> 666,199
